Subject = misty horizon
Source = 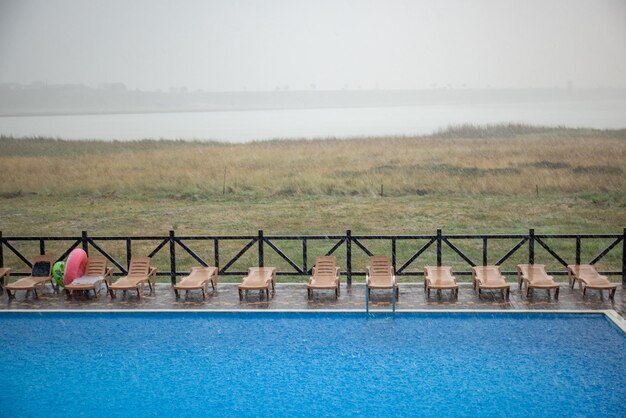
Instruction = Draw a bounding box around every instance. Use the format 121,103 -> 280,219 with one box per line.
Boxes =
1,0 -> 625,141
1,0 -> 625,92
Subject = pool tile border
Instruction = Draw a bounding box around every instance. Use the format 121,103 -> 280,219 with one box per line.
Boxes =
4,308 -> 625,333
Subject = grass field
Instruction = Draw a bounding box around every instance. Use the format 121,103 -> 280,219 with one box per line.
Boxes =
1,124 -> 625,281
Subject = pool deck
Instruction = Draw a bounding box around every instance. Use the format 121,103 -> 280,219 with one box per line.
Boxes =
1,281 -> 624,318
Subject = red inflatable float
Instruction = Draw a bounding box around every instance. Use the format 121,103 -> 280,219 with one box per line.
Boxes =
64,248 -> 88,285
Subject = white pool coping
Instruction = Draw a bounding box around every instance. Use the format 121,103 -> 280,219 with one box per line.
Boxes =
3,308 -> 625,333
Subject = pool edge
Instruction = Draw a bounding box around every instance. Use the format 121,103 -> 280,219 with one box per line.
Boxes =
2,308 -> 625,332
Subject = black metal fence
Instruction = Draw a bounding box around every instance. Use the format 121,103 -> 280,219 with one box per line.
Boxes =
1,229 -> 624,284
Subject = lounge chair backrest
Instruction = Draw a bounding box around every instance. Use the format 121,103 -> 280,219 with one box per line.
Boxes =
574,264 -> 596,273
85,256 -> 108,276
425,266 -> 451,274
518,264 -> 546,276
369,256 -> 392,276
425,266 -> 453,281
315,256 -> 337,276
474,266 -> 500,278
248,267 -> 275,281
571,264 -> 603,279
31,255 -> 55,277
127,256 -> 151,277
191,266 -> 216,274
526,265 -> 547,276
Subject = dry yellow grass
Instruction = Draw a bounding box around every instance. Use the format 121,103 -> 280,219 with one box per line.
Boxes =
1,128 -> 625,197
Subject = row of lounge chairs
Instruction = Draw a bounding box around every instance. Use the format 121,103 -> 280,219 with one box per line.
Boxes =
0,255 -> 156,300
424,263 -> 617,300
0,255 -> 618,301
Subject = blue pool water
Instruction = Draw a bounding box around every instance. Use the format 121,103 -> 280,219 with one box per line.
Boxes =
0,312 -> 624,417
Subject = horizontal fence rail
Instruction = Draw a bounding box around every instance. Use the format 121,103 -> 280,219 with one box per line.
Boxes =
0,229 -> 624,285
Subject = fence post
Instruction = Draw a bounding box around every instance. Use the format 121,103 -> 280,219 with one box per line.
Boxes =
258,230 -> 264,267
529,228 -> 535,264
482,238 -> 488,266
0,231 -> 3,267
391,238 -> 397,273
436,229 -> 442,267
81,230 -> 88,254
169,230 -> 176,285
126,238 -> 132,269
39,239 -> 45,255
575,235 -> 581,265
622,227 -> 626,284
346,229 -> 352,286
302,238 -> 307,273
214,239 -> 219,271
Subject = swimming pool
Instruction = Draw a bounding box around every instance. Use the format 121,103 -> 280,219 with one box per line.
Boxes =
1,311 -> 624,417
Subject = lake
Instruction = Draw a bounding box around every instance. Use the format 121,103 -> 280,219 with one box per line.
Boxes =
1,100 -> 625,142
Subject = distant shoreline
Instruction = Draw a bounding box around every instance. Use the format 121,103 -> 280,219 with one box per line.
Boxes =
2,124 -> 625,144
2,87 -> 625,118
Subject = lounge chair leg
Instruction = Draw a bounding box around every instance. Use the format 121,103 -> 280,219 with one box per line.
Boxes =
610,289 -> 616,301
582,286 -> 586,297
174,289 -> 180,299
555,287 -> 559,300
238,289 -> 243,301
136,288 -> 141,299
6,289 -> 14,300
33,288 -> 38,299
202,289 -> 206,301
109,289 -> 116,299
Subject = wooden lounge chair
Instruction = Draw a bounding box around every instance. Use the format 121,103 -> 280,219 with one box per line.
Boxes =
174,266 -> 218,300
472,266 -> 510,300
366,256 -> 398,300
0,268 -> 11,295
516,264 -> 559,299
238,267 -> 276,301
64,256 -> 112,299
108,256 -> 157,299
567,264 -> 617,300
424,266 -> 458,299
307,256 -> 340,299
5,255 -> 56,300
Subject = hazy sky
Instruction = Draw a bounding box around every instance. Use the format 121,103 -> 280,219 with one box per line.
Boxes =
1,0 -> 625,91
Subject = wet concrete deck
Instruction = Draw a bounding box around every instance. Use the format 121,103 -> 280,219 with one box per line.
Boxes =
1,281 -> 624,318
